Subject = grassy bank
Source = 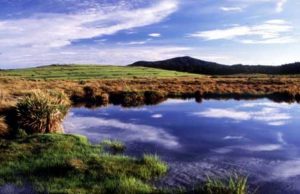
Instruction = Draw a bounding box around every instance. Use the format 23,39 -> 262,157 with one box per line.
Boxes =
0,134 -> 168,193
0,134 -> 252,194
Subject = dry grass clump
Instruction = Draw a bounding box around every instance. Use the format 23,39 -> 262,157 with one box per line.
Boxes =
0,89 -> 15,111
16,90 -> 70,134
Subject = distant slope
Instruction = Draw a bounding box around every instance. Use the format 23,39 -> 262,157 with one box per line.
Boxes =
0,65 -> 200,80
129,56 -> 300,75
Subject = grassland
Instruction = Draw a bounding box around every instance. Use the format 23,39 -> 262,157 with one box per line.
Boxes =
0,65 -> 200,80
0,64 -> 298,193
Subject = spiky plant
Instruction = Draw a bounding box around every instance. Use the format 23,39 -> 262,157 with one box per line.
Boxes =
16,90 -> 70,134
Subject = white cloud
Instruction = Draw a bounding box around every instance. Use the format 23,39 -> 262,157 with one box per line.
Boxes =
214,144 -> 282,154
148,33 -> 161,37
226,0 -> 288,13
193,102 -> 291,126
152,114 -> 163,118
220,6 -> 243,12
273,160 -> 300,179
189,19 -> 295,44
277,132 -> 287,145
243,144 -> 282,152
193,108 -> 251,120
0,0 -> 178,67
276,0 -> 288,12
63,115 -> 180,149
0,1 -> 177,48
0,45 -> 192,68
223,136 -> 244,140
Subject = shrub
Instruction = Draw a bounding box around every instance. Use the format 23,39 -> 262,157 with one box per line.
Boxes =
16,90 -> 70,134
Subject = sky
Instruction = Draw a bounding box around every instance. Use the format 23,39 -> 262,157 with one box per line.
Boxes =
0,0 -> 299,68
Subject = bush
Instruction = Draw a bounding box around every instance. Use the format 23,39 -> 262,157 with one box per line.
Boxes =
16,90 -> 70,134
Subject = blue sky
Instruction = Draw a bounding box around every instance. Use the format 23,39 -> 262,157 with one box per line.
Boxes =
0,0 -> 299,68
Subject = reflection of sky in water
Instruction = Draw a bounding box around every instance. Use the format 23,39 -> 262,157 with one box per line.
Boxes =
63,99 -> 300,193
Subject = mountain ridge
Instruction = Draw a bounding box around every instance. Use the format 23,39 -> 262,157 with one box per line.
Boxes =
129,56 -> 300,75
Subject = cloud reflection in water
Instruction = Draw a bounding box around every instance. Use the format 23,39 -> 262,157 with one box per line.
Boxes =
63,114 -> 180,149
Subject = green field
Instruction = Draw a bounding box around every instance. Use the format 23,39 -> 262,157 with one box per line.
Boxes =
0,65 -> 200,80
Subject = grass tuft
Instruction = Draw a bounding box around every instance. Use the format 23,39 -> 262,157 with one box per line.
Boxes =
101,139 -> 126,154
139,154 -> 168,178
204,174 -> 249,194
16,90 -> 70,134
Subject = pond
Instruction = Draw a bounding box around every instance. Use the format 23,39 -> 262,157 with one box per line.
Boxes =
63,98 -> 300,194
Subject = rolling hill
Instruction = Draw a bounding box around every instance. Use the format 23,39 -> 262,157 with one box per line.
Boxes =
129,56 -> 300,75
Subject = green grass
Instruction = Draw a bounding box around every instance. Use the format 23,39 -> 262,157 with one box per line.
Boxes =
0,134 -> 168,193
203,175 -> 249,194
101,139 -> 126,153
0,65 -> 200,80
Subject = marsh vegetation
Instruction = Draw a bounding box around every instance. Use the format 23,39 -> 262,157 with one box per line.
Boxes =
1,65 -> 299,193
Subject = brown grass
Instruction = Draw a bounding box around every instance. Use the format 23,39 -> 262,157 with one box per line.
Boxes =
0,75 -> 300,109
0,116 -> 8,137
0,76 -> 300,136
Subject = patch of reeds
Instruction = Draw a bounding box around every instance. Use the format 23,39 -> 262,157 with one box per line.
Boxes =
203,174 -> 250,194
139,154 -> 168,178
16,90 -> 70,134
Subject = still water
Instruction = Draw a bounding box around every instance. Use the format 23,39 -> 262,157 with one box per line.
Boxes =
64,99 -> 300,194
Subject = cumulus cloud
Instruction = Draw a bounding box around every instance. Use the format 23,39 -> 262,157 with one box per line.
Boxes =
63,114 -> 180,149
189,19 -> 295,44
193,102 -> 292,126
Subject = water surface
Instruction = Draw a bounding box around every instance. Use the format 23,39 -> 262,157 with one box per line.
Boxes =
64,99 -> 300,194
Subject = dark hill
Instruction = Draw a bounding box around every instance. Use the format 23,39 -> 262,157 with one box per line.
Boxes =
129,56 -> 300,75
